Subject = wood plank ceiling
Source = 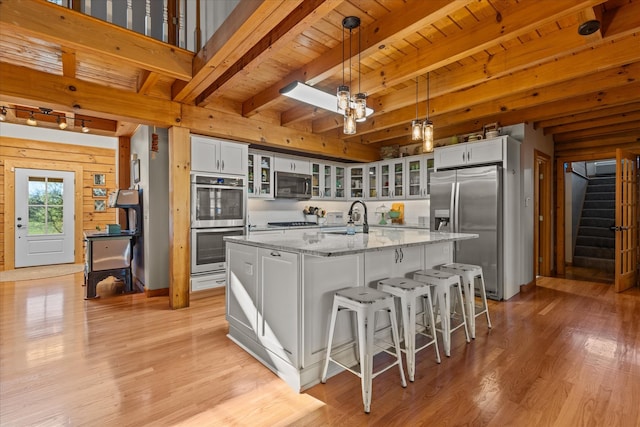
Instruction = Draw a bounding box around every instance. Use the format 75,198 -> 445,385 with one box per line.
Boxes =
0,0 -> 638,161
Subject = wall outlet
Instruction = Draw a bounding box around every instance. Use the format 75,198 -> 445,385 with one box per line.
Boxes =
245,262 -> 253,275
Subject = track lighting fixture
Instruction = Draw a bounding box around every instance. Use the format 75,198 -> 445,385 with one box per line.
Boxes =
0,105 -> 90,133
26,112 -> 37,126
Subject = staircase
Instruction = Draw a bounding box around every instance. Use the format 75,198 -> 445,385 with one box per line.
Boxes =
573,175 -> 616,273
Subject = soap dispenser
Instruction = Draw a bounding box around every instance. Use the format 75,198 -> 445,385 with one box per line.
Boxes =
346,219 -> 356,235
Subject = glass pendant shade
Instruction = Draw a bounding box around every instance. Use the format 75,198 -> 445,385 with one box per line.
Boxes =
422,120 -> 434,153
354,93 -> 367,122
337,85 -> 350,111
411,119 -> 423,140
343,107 -> 356,135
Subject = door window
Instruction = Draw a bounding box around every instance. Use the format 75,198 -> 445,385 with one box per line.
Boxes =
27,176 -> 64,235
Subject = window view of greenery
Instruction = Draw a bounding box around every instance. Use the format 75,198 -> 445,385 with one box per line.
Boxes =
28,177 -> 64,235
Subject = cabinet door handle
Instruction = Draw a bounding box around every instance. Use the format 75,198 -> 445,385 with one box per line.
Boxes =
215,279 -> 225,284
221,160 -> 225,170
217,160 -> 220,170
395,249 -> 399,263
270,251 -> 281,257
399,248 -> 404,262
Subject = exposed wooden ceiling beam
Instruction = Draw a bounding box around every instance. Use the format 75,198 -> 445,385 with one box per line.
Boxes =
0,0 -> 193,81
318,34 -> 640,135
544,110 -> 640,136
536,102 -> 640,129
195,0 -> 344,106
292,0 -> 608,129
554,120 -> 640,142
180,105 -> 379,162
61,47 -> 76,78
172,0 -> 301,103
138,71 -> 160,95
0,62 -> 180,126
0,62 -> 376,161
242,0 -> 464,117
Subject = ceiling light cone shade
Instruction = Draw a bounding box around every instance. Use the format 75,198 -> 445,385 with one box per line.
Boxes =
422,120 -> 434,153
343,108 -> 356,135
354,93 -> 367,122
26,113 -> 37,126
411,119 -> 423,140
57,118 -> 68,129
82,125 -> 90,133
280,81 -> 373,117
0,107 -> 7,121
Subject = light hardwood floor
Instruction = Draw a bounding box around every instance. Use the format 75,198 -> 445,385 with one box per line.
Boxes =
1,272 -> 638,426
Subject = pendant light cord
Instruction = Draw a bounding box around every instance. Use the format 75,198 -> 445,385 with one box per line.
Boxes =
426,72 -> 430,121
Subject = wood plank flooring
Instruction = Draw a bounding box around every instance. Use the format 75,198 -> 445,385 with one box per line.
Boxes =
1,273 -> 638,426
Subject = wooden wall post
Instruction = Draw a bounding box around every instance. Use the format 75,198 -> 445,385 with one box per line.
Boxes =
168,126 -> 190,309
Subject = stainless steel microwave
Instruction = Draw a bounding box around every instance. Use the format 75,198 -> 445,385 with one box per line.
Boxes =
275,171 -> 312,200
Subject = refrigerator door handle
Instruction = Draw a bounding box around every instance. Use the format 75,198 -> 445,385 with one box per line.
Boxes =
454,182 -> 461,233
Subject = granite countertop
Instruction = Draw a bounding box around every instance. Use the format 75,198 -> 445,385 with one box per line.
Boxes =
247,222 -> 429,233
225,228 -> 476,257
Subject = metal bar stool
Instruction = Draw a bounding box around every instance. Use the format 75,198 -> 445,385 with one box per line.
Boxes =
321,287 -> 407,413
377,277 -> 441,382
413,269 -> 470,357
438,263 -> 492,339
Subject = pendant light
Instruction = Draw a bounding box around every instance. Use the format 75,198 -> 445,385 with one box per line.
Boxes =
339,16 -> 366,134
336,18 -> 350,111
411,77 -> 422,140
354,25 -> 367,122
422,72 -> 434,153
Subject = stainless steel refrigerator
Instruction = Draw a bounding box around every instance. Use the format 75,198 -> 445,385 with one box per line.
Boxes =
430,165 -> 503,300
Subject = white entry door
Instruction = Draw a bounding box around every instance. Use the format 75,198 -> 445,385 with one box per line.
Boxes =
15,168 -> 75,267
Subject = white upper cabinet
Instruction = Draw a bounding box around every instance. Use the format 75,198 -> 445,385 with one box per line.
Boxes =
311,161 -> 341,200
379,158 -> 406,199
435,137 -> 503,170
191,135 -> 248,175
348,165 -> 365,200
405,154 -> 434,199
248,151 -> 274,198
274,155 -> 310,174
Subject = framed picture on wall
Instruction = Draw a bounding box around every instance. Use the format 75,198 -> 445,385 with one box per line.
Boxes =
94,200 -> 106,212
94,174 -> 106,186
92,187 -> 107,198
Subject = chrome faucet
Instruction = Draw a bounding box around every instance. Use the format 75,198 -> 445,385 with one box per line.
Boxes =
348,200 -> 369,233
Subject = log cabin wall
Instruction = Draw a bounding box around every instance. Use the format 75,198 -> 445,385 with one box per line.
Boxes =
0,136 -> 117,271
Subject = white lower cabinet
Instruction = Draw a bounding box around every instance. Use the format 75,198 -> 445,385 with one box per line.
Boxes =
226,243 -> 259,340
364,245 -> 424,285
190,271 -> 226,292
258,248 -> 299,365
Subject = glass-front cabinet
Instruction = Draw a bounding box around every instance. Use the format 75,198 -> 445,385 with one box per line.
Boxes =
366,164 -> 378,199
311,162 -> 343,200
406,154 -> 435,199
248,151 -> 273,198
379,159 -> 405,199
334,165 -> 346,200
348,165 -> 365,199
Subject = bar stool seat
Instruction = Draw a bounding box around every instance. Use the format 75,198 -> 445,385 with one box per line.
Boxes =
413,269 -> 470,357
438,263 -> 492,339
377,277 -> 440,382
321,286 -> 407,413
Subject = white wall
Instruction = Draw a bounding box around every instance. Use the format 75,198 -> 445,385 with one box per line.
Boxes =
130,127 -> 170,290
247,198 -> 429,227
507,123 -> 554,283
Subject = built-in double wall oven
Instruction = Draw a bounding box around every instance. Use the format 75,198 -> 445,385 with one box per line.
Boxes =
191,173 -> 246,275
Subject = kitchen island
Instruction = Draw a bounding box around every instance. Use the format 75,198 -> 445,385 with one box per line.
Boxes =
224,228 -> 477,392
